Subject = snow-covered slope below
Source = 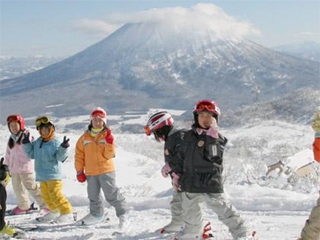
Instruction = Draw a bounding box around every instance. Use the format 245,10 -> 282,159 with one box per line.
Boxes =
1,115 -> 319,239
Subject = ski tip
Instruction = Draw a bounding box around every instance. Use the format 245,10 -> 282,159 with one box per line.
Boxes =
74,220 -> 86,226
30,202 -> 38,211
203,233 -> 214,239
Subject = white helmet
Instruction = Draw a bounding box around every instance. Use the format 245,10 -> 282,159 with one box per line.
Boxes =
144,111 -> 174,141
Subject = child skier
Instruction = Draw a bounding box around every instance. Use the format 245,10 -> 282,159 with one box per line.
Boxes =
0,157 -> 26,238
174,99 -> 254,240
74,107 -> 127,229
22,116 -> 73,223
299,109 -> 320,240
144,111 -> 190,234
4,114 -> 47,215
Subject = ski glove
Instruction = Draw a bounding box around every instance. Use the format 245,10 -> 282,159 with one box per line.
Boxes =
312,110 -> 320,133
207,126 -> 219,139
0,158 -> 10,186
21,132 -> 31,144
161,162 -> 172,178
171,172 -> 181,192
76,171 -> 87,183
207,119 -> 219,139
105,129 -> 114,144
60,136 -> 70,148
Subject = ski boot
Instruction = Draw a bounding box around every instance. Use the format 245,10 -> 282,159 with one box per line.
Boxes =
174,222 -> 214,239
160,221 -> 184,234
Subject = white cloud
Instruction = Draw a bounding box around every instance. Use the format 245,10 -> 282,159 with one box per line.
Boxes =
71,3 -> 260,39
71,18 -> 121,37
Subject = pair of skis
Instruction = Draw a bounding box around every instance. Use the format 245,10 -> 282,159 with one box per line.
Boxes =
5,203 -> 38,216
10,213 -> 123,239
16,213 -> 109,231
2,229 -> 95,240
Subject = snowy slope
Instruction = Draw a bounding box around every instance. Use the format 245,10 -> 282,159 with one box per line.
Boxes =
0,114 -> 319,240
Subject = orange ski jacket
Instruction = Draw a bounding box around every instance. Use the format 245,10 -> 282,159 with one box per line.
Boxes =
75,130 -> 116,176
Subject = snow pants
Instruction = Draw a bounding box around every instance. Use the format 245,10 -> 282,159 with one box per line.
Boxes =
0,184 -> 6,230
11,173 -> 45,210
170,190 -> 184,226
87,172 -> 127,217
40,180 -> 72,215
301,195 -> 320,240
181,192 -> 249,239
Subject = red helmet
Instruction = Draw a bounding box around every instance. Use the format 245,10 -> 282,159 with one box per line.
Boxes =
6,114 -> 26,131
144,111 -> 174,136
193,99 -> 220,122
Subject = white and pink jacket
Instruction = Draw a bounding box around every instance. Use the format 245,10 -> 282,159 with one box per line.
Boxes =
4,133 -> 34,174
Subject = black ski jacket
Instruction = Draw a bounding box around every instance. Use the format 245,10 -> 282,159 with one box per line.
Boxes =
164,127 -> 187,174
178,125 -> 228,193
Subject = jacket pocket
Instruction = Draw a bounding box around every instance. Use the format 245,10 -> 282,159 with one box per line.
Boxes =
192,167 -> 222,191
204,143 -> 223,163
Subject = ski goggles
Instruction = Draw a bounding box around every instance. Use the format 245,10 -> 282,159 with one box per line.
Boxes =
91,109 -> 106,119
194,100 -> 219,115
7,115 -> 21,123
143,125 -> 152,136
35,116 -> 51,127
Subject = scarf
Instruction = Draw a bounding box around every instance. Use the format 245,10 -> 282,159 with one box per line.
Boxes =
11,131 -> 23,143
196,123 -> 219,139
90,127 -> 104,137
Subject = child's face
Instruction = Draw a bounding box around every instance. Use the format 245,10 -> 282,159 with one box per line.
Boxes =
91,117 -> 105,129
39,125 -> 51,138
198,112 -> 215,129
9,121 -> 21,135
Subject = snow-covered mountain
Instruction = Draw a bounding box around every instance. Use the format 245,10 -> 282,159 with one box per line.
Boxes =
220,88 -> 320,128
272,41 -> 320,62
0,56 -> 65,81
0,21 -> 319,120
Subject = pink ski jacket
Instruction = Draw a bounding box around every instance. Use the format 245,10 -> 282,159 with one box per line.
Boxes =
5,139 -> 34,174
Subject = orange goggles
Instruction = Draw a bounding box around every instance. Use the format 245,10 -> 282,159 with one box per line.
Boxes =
35,116 -> 51,127
7,115 -> 20,123
91,110 -> 106,119
143,125 -> 152,136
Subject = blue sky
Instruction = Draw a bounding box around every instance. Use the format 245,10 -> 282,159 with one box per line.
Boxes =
1,0 -> 319,57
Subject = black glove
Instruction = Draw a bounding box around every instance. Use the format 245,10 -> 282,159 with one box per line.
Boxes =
0,157 -> 9,181
21,132 -> 31,144
60,136 -> 70,148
